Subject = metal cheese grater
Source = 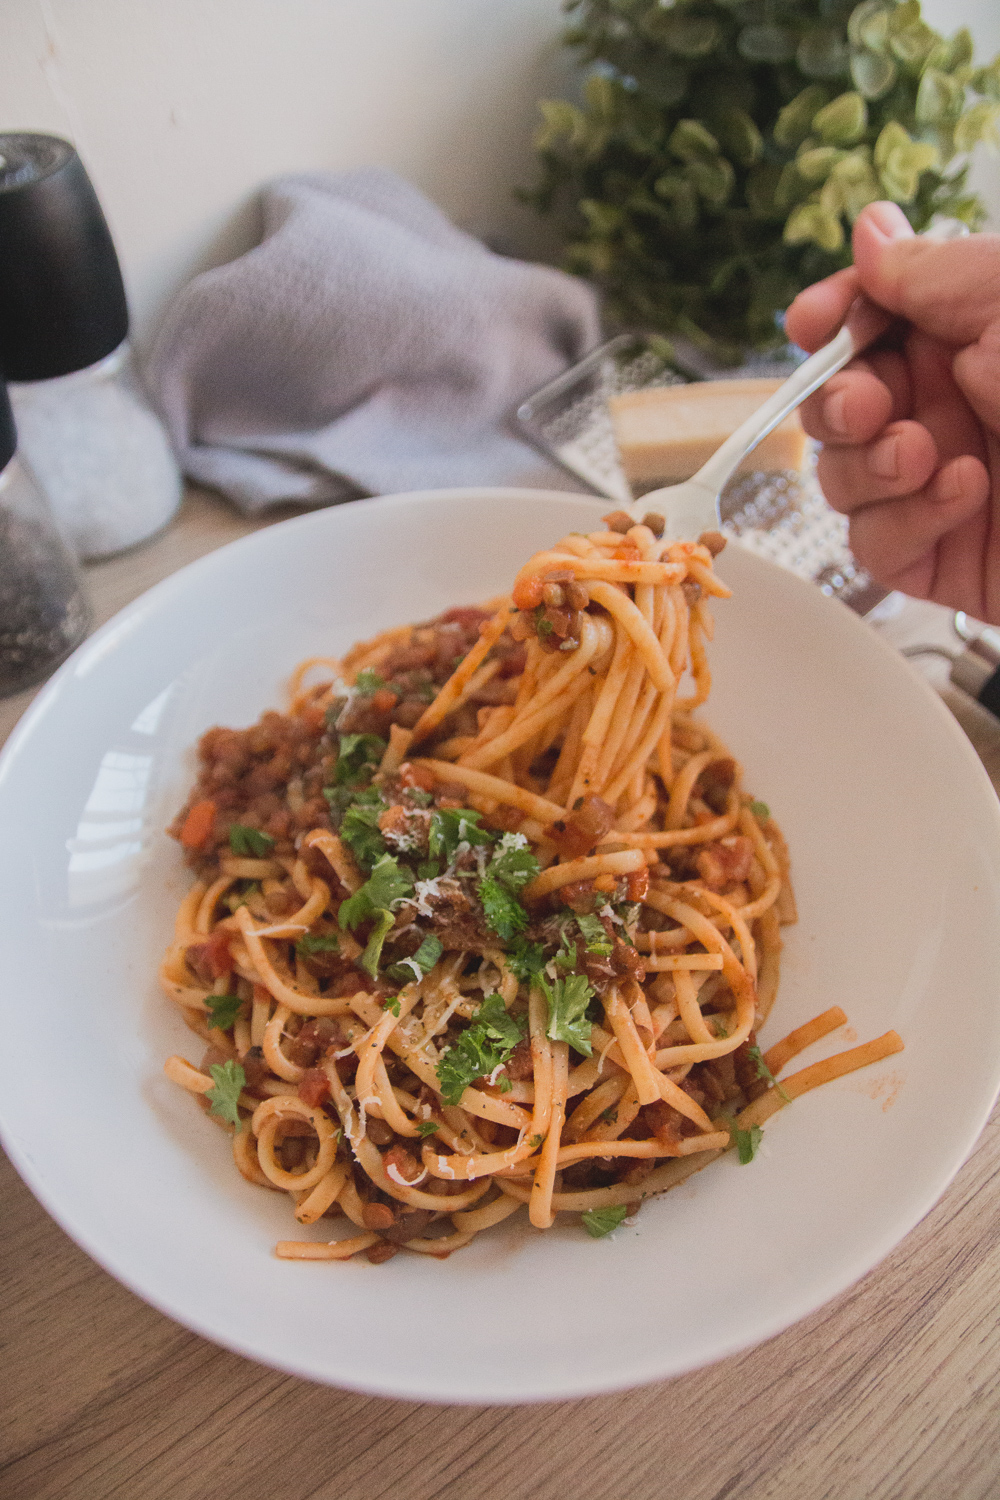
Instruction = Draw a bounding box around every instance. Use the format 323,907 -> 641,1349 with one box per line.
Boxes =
516,332 -> 886,616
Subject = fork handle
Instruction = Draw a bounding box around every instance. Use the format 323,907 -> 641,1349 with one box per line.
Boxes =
690,297 -> 893,501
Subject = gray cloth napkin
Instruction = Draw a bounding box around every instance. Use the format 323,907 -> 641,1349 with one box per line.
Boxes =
146,169 -> 601,510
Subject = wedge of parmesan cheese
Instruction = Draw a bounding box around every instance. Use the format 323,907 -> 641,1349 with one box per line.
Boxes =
608,378 -> 807,491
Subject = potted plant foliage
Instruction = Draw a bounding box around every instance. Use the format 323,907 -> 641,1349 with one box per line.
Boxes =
526,0 -> 1000,359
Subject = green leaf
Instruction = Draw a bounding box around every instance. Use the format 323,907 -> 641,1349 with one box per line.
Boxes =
774,86 -> 831,149
335,733 -> 386,788
796,146 -> 847,184
685,157 -> 735,209
386,933 -> 444,985
581,1204 -> 628,1238
223,881 -> 261,914
916,68 -> 966,127
668,119 -> 720,164
204,993 -> 244,1031
749,800 -> 770,821
734,1124 -> 763,1164
737,24 -> 794,64
383,995 -> 401,1017
415,1120 -> 440,1137
340,854 -> 415,932
506,938 -> 546,984
336,785 -> 389,871
428,807 -> 494,863
357,909 -> 395,980
955,101 -> 1000,153
850,47 -> 897,101
813,92 -> 867,146
710,107 -> 763,168
488,832 -> 540,892
848,0 -> 892,54
435,994 -> 527,1104
206,1060 -> 245,1129
353,669 -> 386,694
747,1044 -> 792,1104
797,29 -> 850,81
784,201 -> 845,252
228,824 -> 275,858
541,972 -> 595,1056
575,911 -> 613,956
296,931 -> 340,956
480,876 -> 529,941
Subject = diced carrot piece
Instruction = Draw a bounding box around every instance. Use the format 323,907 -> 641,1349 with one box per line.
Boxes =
512,575 -> 545,611
180,799 -> 217,849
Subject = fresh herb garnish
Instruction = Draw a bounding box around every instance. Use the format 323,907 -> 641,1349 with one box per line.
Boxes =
386,932 -> 444,986
747,1044 -> 791,1103
353,669 -> 386,695
339,855 -> 415,978
506,938 -> 546,983
296,932 -> 340,956
428,806 -> 493,862
749,800 -> 770,821
383,996 -> 401,1017
415,1120 -> 440,1137
540,972 -> 595,1056
479,833 -> 540,943
575,911 -> 613,956
228,825 -> 275,858
416,858 -> 441,880
334,732 -> 386,788
527,1134 -> 545,1151
734,1124 -> 763,1164
407,788 -> 434,808
336,785 -> 389,871
597,1107 -> 618,1125
206,1060 -> 246,1128
534,607 -> 554,637
552,921 -> 578,971
223,881 -> 261,913
204,993 -> 244,1031
581,1204 -> 628,1238
435,993 -> 527,1105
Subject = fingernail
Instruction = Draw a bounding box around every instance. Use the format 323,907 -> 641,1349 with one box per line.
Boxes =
870,434 -> 899,479
865,202 -> 914,241
935,463 -> 962,504
824,389 -> 849,436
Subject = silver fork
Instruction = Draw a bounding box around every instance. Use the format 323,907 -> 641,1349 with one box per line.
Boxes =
628,296 -> 891,540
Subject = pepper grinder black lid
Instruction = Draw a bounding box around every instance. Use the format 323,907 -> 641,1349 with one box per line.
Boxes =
0,133 -> 129,381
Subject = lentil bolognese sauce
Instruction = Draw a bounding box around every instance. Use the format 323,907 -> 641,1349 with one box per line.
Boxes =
162,513 -> 902,1263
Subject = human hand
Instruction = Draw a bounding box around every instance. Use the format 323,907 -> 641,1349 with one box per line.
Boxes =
784,201 -> 1000,623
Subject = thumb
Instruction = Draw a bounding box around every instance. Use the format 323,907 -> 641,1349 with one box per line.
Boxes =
853,202 -> 1000,347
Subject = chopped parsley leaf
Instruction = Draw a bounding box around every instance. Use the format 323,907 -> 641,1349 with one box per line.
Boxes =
597,1107 -> 618,1125
488,832 -> 540,891
552,922 -> 578,972
581,1204 -> 628,1238
416,858 -> 441,880
428,806 -> 493,862
206,1060 -> 245,1129
223,881 -> 260,913
334,732 -> 386,788
228,824 -> 275,858
383,996 -> 401,1017
407,788 -> 434,807
204,993 -> 244,1031
296,932 -> 340,956
575,911 -> 613,956
415,1120 -> 440,1137
747,1044 -> 791,1103
480,876 -> 529,941
734,1124 -> 763,1164
435,993 -> 527,1105
527,1134 -> 545,1151
505,938 -> 546,984
336,785 -> 389,871
353,669 -> 386,695
540,972 -> 595,1056
339,855 -> 415,977
386,933 -> 444,986
749,800 -> 771,821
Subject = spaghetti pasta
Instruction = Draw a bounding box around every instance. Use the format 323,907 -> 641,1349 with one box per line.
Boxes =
163,515 -> 902,1263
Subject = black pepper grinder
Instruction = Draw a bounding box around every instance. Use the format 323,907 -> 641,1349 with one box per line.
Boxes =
0,133 -> 180,559
0,376 -> 90,696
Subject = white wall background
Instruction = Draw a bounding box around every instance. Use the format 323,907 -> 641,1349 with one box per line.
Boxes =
0,0 -> 997,348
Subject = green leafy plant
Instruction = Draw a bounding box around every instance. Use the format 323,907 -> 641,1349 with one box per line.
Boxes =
526,0 -> 1000,357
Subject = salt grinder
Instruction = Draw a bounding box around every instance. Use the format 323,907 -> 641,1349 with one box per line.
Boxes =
0,133 -> 181,559
0,377 -> 89,696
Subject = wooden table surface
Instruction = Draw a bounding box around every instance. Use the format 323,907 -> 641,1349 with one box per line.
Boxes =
3,489 -> 999,1500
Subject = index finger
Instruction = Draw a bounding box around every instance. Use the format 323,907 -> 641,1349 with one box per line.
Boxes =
785,267 -> 859,354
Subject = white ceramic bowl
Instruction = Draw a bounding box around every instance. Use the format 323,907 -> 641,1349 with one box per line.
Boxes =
2,488 -> 999,1403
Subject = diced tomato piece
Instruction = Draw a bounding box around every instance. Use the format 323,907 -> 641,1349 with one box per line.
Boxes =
512,575 -> 545,611
371,688 -> 399,713
179,799 -> 217,849
298,1068 -> 331,1106
625,868 -> 649,903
